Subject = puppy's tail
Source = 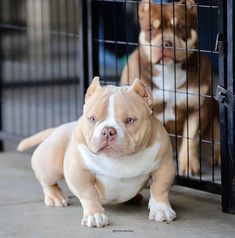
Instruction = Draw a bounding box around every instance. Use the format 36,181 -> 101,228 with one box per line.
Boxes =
17,128 -> 54,152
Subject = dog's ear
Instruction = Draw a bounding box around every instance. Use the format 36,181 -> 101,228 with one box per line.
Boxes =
139,0 -> 151,18
85,76 -> 102,103
129,79 -> 153,109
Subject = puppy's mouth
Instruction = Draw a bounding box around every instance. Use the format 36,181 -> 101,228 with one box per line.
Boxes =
155,55 -> 175,65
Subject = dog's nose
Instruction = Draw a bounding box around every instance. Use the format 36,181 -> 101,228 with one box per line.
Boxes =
101,127 -> 117,140
163,40 -> 173,48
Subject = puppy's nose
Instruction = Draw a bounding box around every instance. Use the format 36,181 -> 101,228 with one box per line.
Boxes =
101,127 -> 117,140
163,40 -> 173,48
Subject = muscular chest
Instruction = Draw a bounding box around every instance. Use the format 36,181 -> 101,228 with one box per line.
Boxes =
96,174 -> 149,204
77,141 -> 161,204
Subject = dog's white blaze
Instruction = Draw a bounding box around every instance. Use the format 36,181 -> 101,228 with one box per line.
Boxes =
93,94 -> 124,140
153,64 -> 186,122
77,138 -> 161,204
152,64 -> 207,123
153,64 -> 186,90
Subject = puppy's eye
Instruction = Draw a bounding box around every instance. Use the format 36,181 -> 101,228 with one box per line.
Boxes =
126,117 -> 136,125
88,116 -> 96,123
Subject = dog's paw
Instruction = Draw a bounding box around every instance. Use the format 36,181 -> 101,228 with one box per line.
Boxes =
81,213 -> 110,228
179,156 -> 200,176
208,154 -> 221,167
44,187 -> 68,207
148,197 -> 176,222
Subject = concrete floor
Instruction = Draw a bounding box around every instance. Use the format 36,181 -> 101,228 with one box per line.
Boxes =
0,151 -> 234,238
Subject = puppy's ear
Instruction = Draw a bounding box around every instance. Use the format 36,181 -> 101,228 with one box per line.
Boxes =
139,0 -> 151,18
129,79 -> 153,109
85,76 -> 102,103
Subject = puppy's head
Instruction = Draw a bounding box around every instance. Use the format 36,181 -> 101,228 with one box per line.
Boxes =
139,0 -> 197,65
81,77 -> 153,157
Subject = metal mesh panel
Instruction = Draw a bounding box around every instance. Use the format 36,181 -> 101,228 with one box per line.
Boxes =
0,0 -> 82,139
91,0 -> 221,194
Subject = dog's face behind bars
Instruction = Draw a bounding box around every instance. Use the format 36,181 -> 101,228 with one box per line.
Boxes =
139,0 -> 197,65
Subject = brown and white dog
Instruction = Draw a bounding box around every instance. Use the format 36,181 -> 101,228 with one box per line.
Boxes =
121,0 -> 220,175
17,77 -> 176,227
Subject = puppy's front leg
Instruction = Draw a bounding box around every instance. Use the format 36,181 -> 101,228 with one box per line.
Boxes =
149,153 -> 176,222
64,147 -> 109,228
179,111 -> 200,176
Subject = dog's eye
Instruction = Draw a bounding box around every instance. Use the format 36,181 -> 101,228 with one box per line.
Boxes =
88,116 -> 96,123
126,117 -> 136,125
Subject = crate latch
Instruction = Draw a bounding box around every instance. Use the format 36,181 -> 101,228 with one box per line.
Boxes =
216,85 -> 235,111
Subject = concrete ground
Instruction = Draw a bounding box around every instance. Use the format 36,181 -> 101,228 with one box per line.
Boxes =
0,151 -> 235,238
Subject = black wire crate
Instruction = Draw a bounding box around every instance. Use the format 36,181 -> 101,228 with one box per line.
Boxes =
90,0 -> 220,183
0,0 -> 234,213
86,0 -> 235,213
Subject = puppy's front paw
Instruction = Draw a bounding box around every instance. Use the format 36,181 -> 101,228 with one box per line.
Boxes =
148,197 -> 176,222
81,213 -> 109,228
179,155 -> 200,176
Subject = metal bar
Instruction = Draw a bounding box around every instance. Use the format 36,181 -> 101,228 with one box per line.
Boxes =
93,0 -> 219,9
0,131 -> 25,142
113,1 -> 118,85
124,0 -> 130,85
184,0 -> 190,178
49,0 -> 56,126
160,0 -> 166,124
57,1 -> 63,124
88,0 -> 99,81
137,1 -> 141,82
209,0 -> 215,183
221,0 -> 235,214
175,176 -> 222,195
2,78 -> 79,88
73,0 -> 79,117
79,0 -> 89,102
197,0 -> 202,181
0,23 -> 4,151
64,0 -> 71,121
93,39 -> 219,54
172,0 -> 179,175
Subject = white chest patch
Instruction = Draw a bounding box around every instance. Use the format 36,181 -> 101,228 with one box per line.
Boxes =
77,138 -> 161,204
153,64 -> 186,90
152,64 -> 205,123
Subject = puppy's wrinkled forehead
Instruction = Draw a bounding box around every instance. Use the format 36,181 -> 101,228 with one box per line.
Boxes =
84,85 -> 150,120
83,89 -> 110,118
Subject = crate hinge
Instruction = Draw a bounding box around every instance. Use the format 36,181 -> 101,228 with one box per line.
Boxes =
216,85 -> 235,111
215,33 -> 225,56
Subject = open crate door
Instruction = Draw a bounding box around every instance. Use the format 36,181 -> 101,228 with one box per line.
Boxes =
217,0 -> 235,214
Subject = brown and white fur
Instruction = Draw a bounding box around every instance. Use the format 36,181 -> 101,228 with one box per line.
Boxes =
121,0 -> 220,175
17,77 -> 176,228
